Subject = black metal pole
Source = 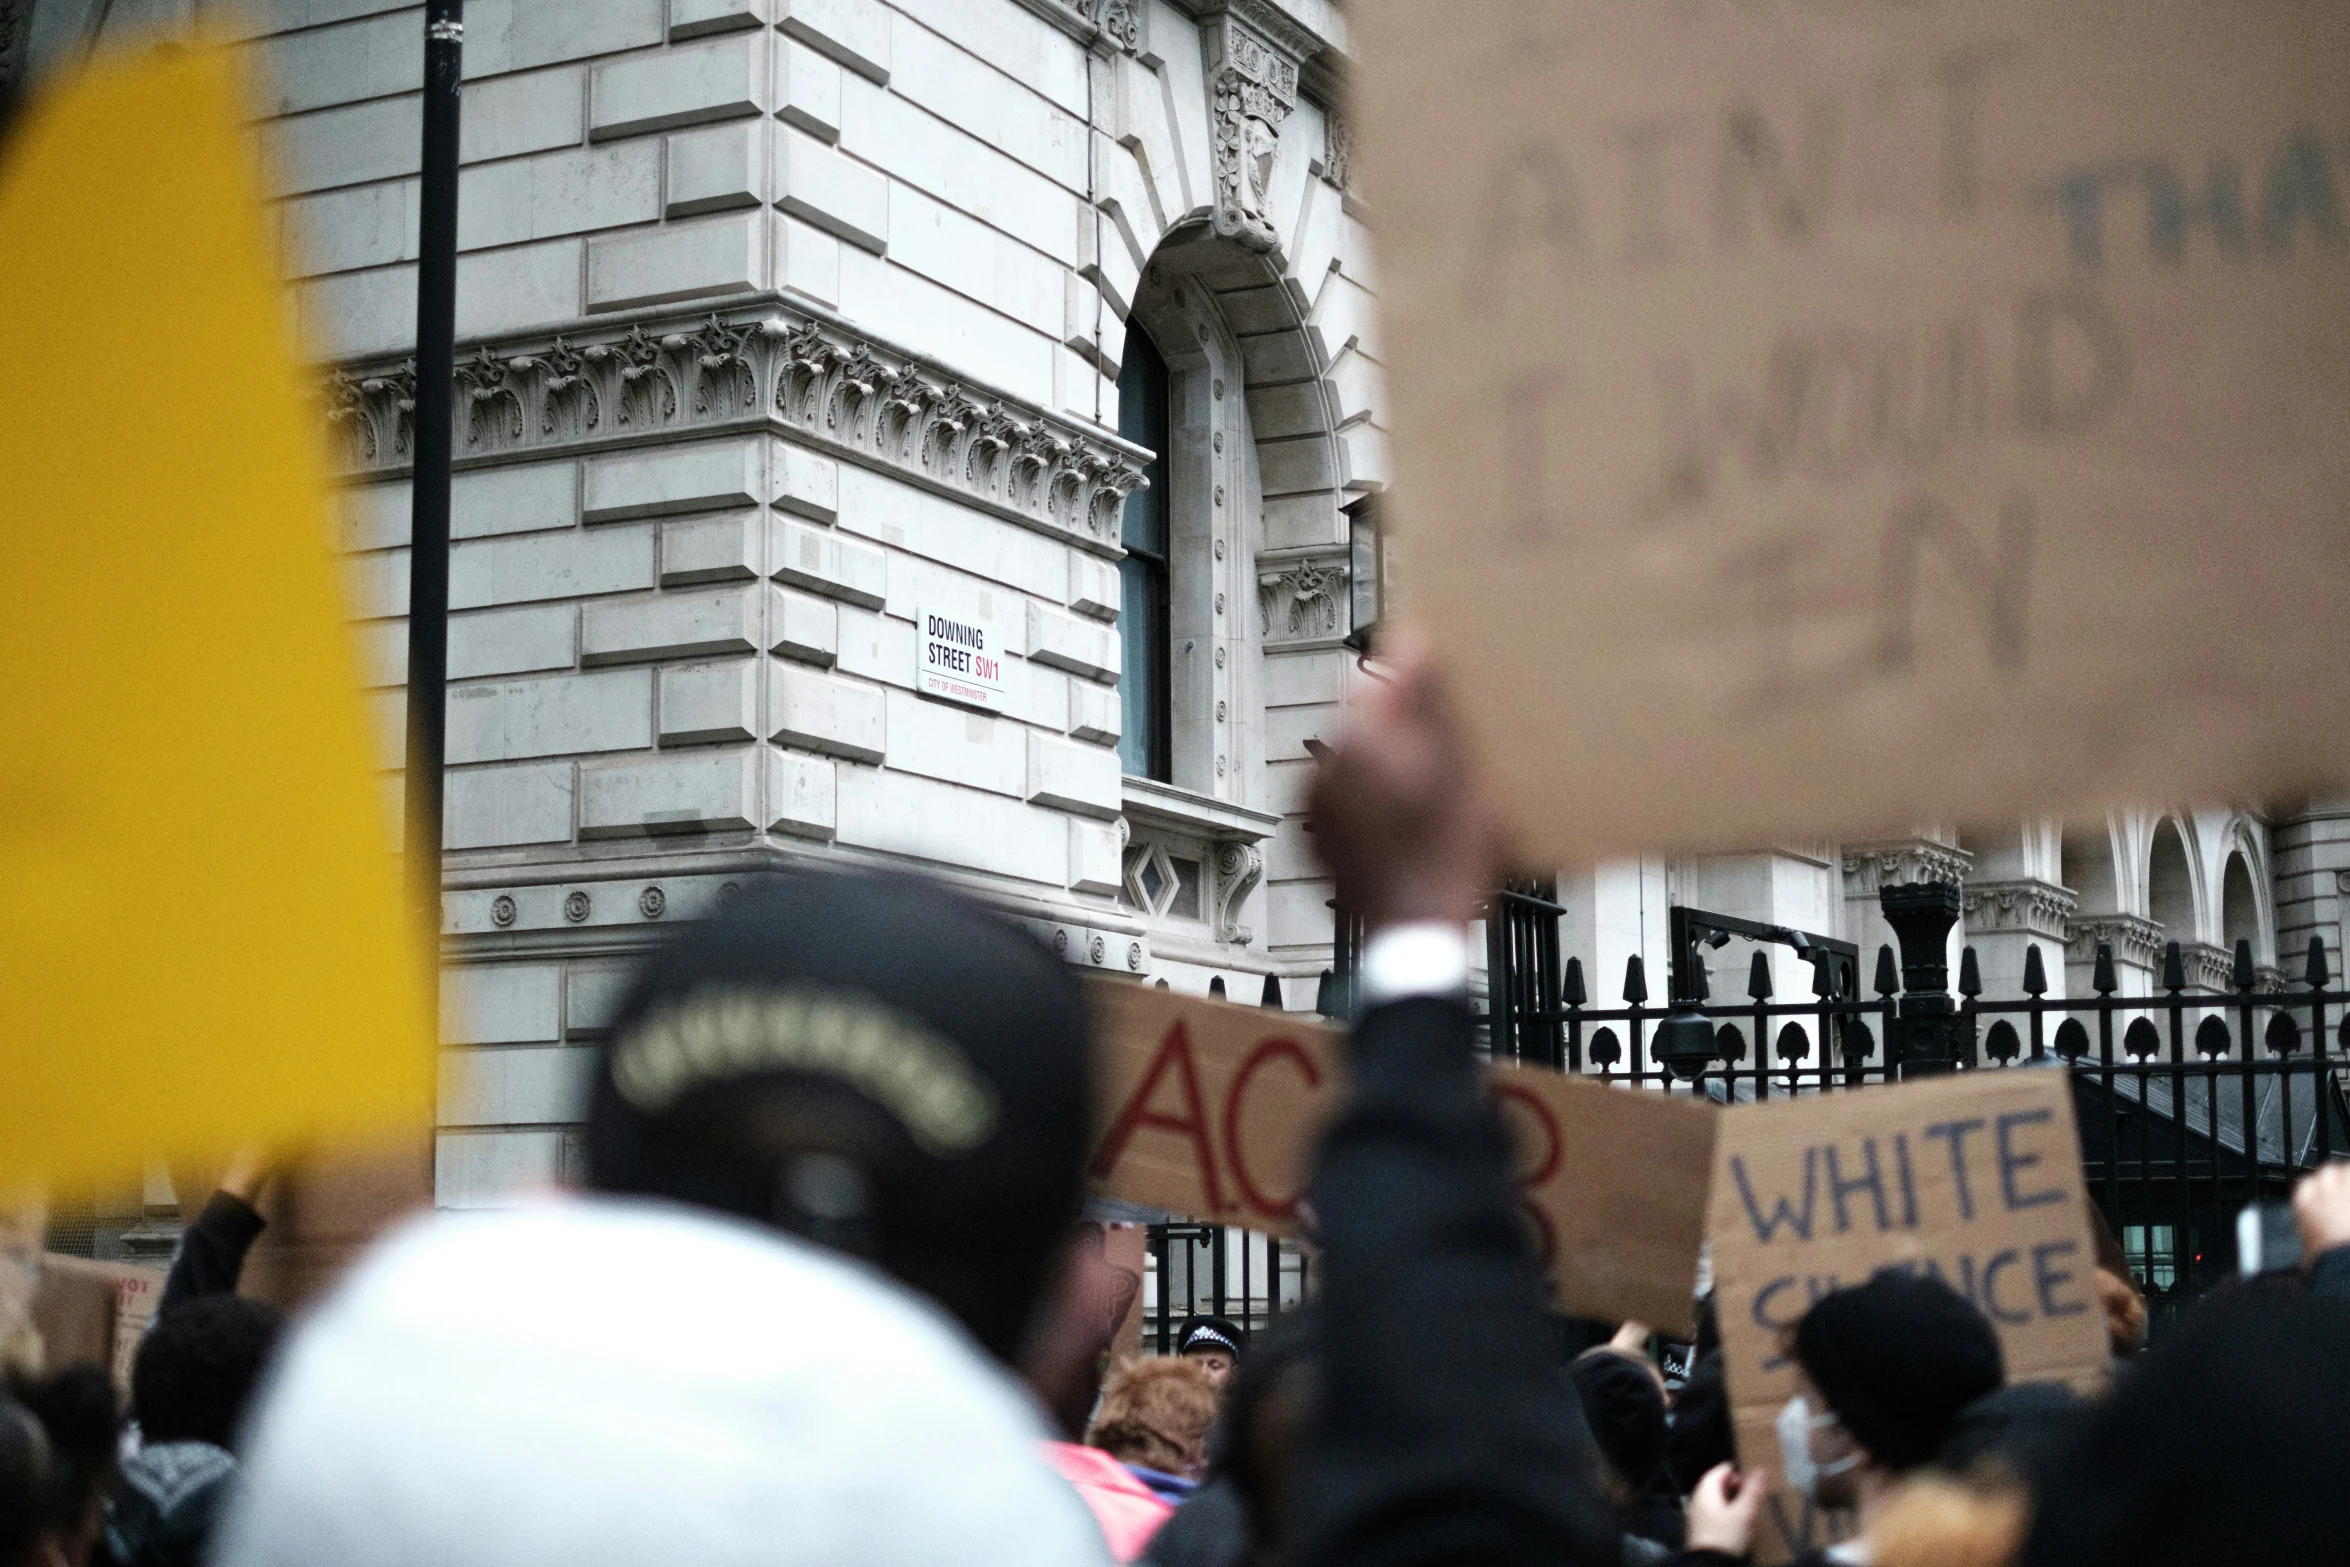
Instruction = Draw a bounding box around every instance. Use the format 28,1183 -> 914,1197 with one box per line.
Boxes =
406,0 -> 462,984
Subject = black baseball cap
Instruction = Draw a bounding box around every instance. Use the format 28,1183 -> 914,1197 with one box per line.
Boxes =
585,868 -> 1092,1359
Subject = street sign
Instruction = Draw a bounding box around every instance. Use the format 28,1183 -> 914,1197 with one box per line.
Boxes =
915,603 -> 1009,711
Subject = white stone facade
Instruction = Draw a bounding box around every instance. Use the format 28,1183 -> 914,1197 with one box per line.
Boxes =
12,0 -> 2337,1210
12,0 -> 1373,1204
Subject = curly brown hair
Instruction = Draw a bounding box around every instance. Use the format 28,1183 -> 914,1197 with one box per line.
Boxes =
1086,1355 -> 1221,1476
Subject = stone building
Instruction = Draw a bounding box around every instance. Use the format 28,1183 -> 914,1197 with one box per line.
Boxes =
8,0 -> 2349,1222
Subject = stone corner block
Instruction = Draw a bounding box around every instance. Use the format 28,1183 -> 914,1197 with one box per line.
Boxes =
768,664 -> 884,763
1027,731 -> 1121,820
658,660 -> 759,746
771,440 -> 840,521
776,121 -> 886,253
776,37 -> 842,143
670,0 -> 768,42
1067,679 -> 1121,746
590,34 -> 766,143
587,214 -> 764,312
1067,551 -> 1120,621
1027,602 -> 1119,683
776,0 -> 890,85
764,746 -> 838,839
582,587 -> 762,667
578,748 -> 763,838
1069,817 -> 1122,896
770,517 -> 885,608
769,584 -> 841,666
666,121 -> 763,219
583,440 -> 762,523
661,512 -> 761,586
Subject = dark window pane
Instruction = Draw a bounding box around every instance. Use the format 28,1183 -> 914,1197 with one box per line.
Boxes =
1169,856 -> 1201,919
1116,324 -> 1171,780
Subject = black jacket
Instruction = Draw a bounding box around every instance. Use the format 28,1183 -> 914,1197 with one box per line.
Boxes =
1288,995 -> 1654,1567
158,1192 -> 265,1316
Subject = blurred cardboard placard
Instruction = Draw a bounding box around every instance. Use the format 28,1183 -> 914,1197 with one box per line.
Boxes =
0,47 -> 432,1186
32,1255 -> 162,1389
1084,981 -> 1716,1334
1351,0 -> 2350,863
1706,1069 -> 2107,1561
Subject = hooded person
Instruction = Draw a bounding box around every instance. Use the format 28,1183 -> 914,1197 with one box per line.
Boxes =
1777,1273 -> 2005,1565
1568,1350 -> 1680,1549
212,868 -> 1111,1567
103,1295 -> 285,1567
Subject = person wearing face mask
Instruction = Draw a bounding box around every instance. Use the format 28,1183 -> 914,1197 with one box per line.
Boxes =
1775,1274 -> 2004,1566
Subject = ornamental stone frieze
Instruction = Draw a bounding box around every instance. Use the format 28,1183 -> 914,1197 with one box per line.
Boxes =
2175,940 -> 2237,993
2067,913 -> 2166,971
1962,878 -> 2077,942
1257,553 -> 1349,641
318,304 -> 1151,559
1840,838 -> 1974,895
1204,1 -> 1316,252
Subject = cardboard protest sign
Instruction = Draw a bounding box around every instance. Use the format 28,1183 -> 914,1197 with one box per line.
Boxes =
31,1255 -> 163,1386
1707,1068 -> 2108,1561
112,1270 -> 162,1397
0,48 -> 433,1186
1084,981 -> 1716,1334
1351,1 -> 2350,862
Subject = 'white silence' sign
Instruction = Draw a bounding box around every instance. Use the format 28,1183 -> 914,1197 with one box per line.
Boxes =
916,604 -> 1008,711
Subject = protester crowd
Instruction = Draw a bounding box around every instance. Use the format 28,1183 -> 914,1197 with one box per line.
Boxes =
3,636 -> 2348,1567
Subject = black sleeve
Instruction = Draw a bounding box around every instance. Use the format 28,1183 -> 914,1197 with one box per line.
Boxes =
2311,1243 -> 2350,1300
158,1191 -> 266,1316
1290,995 -> 1622,1567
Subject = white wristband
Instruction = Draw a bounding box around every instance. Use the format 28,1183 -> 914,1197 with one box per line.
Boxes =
1358,921 -> 1473,1006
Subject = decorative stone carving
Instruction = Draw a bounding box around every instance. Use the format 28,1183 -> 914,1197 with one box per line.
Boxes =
1207,14 -> 1302,251
1963,878 -> 2077,942
1320,108 -> 1353,194
1840,839 -> 1974,895
324,361 -> 417,467
1213,841 -> 1264,945
1081,0 -> 1140,51
2175,940 -> 2236,993
320,308 -> 1150,556
1258,557 -> 1348,640
2068,913 -> 2166,971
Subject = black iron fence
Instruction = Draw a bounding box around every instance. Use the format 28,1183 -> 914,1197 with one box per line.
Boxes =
1142,1220 -> 1312,1353
1487,880 -> 2350,1339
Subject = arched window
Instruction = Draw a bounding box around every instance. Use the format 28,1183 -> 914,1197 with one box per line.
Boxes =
2222,853 -> 2260,955
2149,821 -> 2194,937
1117,327 -> 1171,781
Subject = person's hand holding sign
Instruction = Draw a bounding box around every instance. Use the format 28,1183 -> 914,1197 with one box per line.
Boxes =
1305,628 -> 1502,935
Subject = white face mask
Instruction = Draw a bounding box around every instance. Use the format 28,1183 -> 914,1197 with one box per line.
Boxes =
1775,1394 -> 1861,1503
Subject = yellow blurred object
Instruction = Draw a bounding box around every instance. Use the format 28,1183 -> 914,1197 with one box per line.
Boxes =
0,45 -> 433,1187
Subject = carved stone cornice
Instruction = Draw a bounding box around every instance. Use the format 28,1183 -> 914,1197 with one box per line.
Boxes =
1258,553 -> 1348,641
1841,839 -> 1974,896
1963,878 -> 2077,942
2068,913 -> 2166,970
2174,940 -> 2234,992
1008,0 -> 1140,52
1205,9 -> 1302,252
318,302 -> 1151,559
